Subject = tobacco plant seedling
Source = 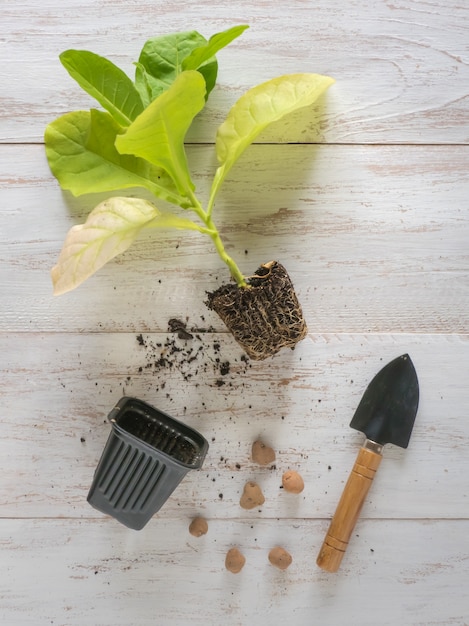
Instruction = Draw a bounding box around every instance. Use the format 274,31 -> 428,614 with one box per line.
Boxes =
45,25 -> 334,359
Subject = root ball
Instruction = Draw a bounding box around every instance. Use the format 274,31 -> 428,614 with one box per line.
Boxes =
206,261 -> 307,360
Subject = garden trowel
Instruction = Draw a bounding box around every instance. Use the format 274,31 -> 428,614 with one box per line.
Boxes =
316,354 -> 419,572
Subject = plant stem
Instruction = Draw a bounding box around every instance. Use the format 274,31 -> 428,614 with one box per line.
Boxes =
187,192 -> 247,288
206,217 -> 248,288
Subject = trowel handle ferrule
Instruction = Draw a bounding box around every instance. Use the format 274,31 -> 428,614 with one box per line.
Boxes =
316,442 -> 383,573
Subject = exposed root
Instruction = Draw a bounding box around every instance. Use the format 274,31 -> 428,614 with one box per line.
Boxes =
206,261 -> 307,360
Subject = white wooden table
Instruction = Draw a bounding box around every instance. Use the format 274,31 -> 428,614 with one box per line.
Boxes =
2,1 -> 468,624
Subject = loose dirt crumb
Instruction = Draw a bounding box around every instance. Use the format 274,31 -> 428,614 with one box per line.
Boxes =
134,323 -> 251,397
281,470 -> 304,494
189,517 -> 208,537
168,318 -> 193,340
268,547 -> 292,570
251,440 -> 276,465
225,547 -> 246,573
240,481 -> 265,509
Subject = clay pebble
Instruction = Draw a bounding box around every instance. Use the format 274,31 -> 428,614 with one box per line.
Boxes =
251,440 -> 276,465
225,547 -> 246,573
268,546 -> 292,570
189,516 -> 208,537
281,470 -> 304,494
239,481 -> 265,509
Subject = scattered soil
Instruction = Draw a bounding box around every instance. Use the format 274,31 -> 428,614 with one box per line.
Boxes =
132,334 -> 304,572
168,318 -> 194,340
251,440 -> 276,466
189,517 -> 208,537
268,547 -> 292,570
225,547 -> 246,574
134,317 -> 251,397
281,470 -> 304,494
206,261 -> 308,360
239,481 -> 265,510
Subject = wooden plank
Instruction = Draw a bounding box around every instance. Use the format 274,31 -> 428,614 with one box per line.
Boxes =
1,143 -> 468,333
1,0 -> 469,143
1,518 -> 468,626
2,2 -> 469,623
1,332 -> 468,519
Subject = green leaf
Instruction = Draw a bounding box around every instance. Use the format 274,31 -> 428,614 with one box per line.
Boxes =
133,62 -> 154,108
51,197 -> 160,295
146,213 -> 209,232
51,197 -> 202,295
115,70 -> 206,198
44,109 -> 186,206
136,30 -> 218,100
210,73 -> 335,204
60,50 -> 144,126
182,24 -> 249,71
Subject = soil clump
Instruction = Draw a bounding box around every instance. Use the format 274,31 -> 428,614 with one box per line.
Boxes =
206,261 -> 307,360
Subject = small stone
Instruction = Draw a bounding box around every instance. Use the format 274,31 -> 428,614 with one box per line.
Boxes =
188,517 -> 208,537
281,470 -> 304,494
225,547 -> 246,573
251,440 -> 276,465
268,547 -> 292,570
239,481 -> 265,510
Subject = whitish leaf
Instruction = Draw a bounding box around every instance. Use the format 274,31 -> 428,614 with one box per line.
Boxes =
51,197 -> 201,295
115,70 -> 206,197
60,50 -> 144,126
211,73 -> 335,201
51,197 -> 159,295
44,109 -> 186,206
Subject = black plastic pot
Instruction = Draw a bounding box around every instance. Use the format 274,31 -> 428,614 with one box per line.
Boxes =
87,397 -> 209,530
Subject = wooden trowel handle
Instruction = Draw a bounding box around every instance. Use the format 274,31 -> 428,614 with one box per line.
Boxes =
316,442 -> 383,572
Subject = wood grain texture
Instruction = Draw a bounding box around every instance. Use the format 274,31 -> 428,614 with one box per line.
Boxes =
1,332 -> 468,519
1,518 -> 468,626
1,0 -> 469,143
1,144 -> 468,333
1,0 -> 468,623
